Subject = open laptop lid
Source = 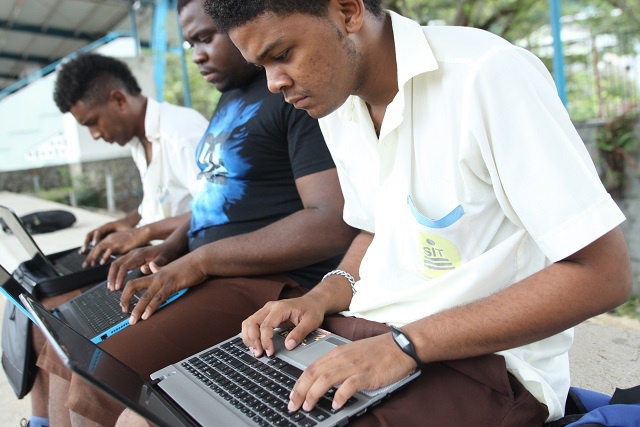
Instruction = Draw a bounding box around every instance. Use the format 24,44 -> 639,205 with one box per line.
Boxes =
0,262 -> 36,322
20,292 -> 198,427
0,205 -> 57,273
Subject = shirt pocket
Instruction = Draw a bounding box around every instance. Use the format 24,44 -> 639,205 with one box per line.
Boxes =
407,195 -> 481,279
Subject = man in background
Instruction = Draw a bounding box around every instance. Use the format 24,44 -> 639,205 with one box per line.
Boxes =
53,53 -> 208,267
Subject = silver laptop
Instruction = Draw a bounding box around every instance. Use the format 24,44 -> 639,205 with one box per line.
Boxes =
1,263 -> 186,344
22,292 -> 421,427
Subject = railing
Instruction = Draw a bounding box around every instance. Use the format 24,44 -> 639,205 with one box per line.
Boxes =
522,29 -> 639,122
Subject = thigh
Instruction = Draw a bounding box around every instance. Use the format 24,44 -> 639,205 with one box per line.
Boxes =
323,316 -> 548,427
100,275 -> 306,377
64,275 -> 307,425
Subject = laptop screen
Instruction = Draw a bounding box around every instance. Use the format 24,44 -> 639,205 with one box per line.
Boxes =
0,205 -> 56,270
21,294 -> 196,427
0,263 -> 36,321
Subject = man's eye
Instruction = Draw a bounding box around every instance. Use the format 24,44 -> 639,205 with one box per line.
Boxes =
275,50 -> 288,61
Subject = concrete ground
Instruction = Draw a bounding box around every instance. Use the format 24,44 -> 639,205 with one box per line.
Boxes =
569,313 -> 640,395
1,305 -> 638,426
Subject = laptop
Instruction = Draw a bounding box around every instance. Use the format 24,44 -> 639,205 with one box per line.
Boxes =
0,204 -> 105,277
1,263 -> 187,344
21,292 -> 421,427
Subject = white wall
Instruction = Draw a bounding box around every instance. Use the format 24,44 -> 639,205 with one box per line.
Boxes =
0,39 -> 156,173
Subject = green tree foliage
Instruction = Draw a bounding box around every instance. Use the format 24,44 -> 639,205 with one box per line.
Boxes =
384,0 -> 550,42
384,0 -> 639,122
163,52 -> 220,119
383,0 -> 639,43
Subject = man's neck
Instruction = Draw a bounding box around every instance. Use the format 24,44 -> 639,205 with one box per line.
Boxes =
357,14 -> 397,135
132,96 -> 152,164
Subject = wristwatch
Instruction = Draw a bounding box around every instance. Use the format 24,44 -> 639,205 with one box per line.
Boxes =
389,325 -> 426,370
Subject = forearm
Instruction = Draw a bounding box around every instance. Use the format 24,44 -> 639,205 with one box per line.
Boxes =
121,210 -> 142,228
404,227 -> 632,364
157,215 -> 191,258
191,207 -> 358,278
135,212 -> 191,243
302,231 -> 373,315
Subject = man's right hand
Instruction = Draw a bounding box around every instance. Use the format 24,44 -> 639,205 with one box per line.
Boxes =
81,220 -> 132,254
241,294 -> 327,358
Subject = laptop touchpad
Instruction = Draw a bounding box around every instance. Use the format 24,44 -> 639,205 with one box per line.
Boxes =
293,341 -> 339,365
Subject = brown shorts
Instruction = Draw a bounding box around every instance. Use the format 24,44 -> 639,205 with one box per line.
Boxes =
322,316 -> 549,427
36,274 -> 307,425
38,283 -> 549,426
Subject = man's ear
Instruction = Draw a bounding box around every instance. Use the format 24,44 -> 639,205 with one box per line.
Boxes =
334,0 -> 365,34
110,90 -> 128,110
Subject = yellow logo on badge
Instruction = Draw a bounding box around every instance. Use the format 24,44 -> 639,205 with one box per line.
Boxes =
418,233 -> 461,278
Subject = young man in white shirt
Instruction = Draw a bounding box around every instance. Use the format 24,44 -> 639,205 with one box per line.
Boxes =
202,0 -> 632,424
52,53 -> 208,266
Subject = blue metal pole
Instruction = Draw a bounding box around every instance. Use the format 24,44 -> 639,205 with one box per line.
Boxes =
129,6 -> 140,57
175,4 -> 192,108
152,0 -> 169,102
548,0 -> 567,107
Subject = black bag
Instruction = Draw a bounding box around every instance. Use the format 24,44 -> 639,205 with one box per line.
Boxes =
1,209 -> 76,235
1,300 -> 37,399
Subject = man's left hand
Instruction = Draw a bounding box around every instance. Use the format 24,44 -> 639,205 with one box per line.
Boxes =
120,254 -> 208,324
288,332 -> 418,412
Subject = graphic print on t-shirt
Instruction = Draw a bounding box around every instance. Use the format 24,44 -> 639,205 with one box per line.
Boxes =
191,98 -> 263,231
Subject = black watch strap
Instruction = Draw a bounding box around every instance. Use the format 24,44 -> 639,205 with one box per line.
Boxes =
389,325 -> 425,370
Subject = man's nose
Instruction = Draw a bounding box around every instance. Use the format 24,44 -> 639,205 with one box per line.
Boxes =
192,46 -> 206,64
265,67 -> 292,94
89,127 -> 101,140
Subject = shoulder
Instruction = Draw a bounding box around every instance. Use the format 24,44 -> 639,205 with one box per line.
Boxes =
158,102 -> 208,131
159,101 -> 207,122
420,26 -> 552,89
422,26 -> 515,64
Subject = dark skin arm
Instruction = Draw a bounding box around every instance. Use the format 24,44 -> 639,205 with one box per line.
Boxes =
106,215 -> 193,290
243,227 -> 632,412
118,168 -> 358,324
81,210 -> 141,252
82,212 -> 192,267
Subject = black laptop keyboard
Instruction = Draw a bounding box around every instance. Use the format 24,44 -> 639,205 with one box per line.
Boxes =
181,337 -> 358,427
72,286 -> 139,334
53,250 -> 87,275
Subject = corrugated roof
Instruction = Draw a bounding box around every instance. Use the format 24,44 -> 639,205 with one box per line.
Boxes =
0,0 -> 157,94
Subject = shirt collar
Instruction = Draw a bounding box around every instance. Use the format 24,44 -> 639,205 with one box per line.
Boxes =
143,97 -> 161,144
337,11 -> 439,122
390,10 -> 439,88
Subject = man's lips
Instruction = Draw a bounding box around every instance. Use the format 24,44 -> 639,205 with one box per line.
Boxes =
286,96 -> 308,109
199,69 -> 217,81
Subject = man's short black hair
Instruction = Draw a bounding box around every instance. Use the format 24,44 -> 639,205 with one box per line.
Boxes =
53,53 -> 141,113
203,0 -> 383,33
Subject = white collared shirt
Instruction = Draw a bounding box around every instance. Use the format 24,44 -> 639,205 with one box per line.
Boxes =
129,97 -> 208,225
319,11 -> 624,421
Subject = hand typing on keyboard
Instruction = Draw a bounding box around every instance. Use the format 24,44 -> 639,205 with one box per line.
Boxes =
241,292 -> 419,414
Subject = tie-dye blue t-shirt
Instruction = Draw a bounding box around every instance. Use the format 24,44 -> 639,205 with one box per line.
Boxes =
188,73 -> 337,286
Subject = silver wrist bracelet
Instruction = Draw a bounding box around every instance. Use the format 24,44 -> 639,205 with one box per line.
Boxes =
322,269 -> 357,296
